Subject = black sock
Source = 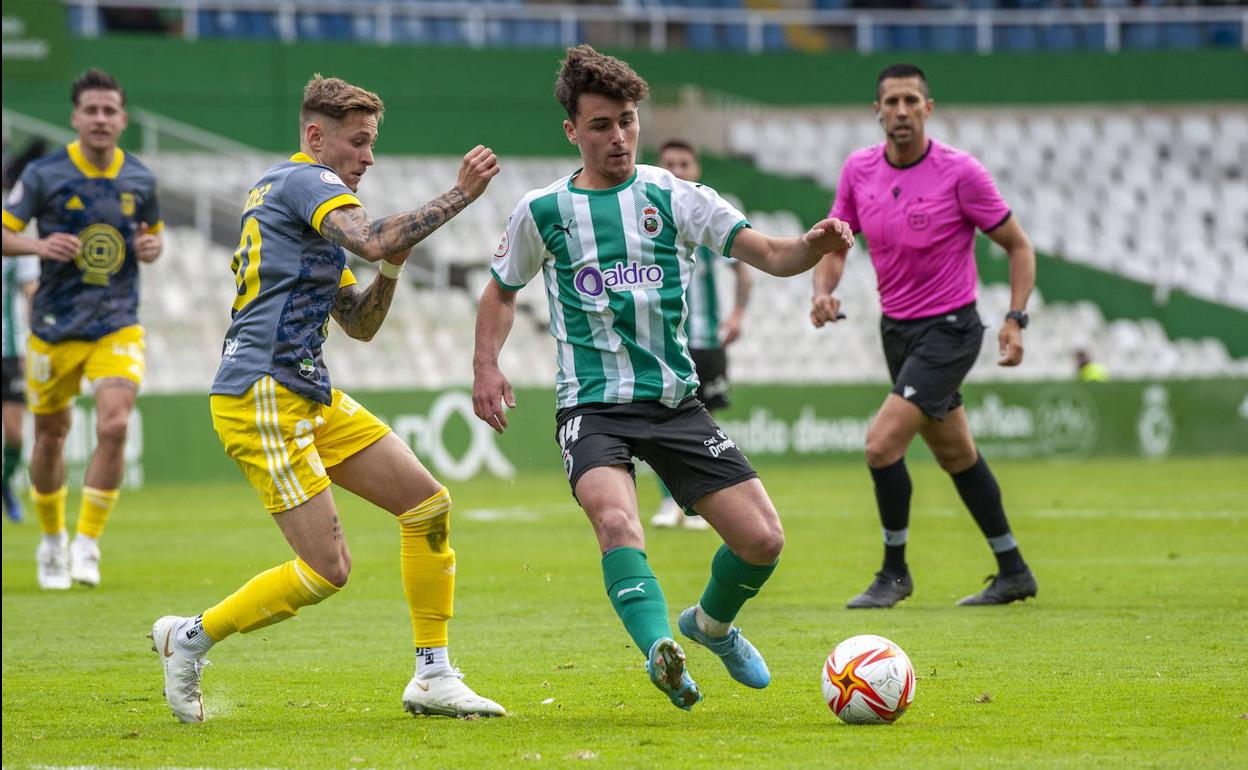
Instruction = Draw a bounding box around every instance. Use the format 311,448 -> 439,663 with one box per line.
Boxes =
951,454 -> 1026,575
869,458 -> 911,576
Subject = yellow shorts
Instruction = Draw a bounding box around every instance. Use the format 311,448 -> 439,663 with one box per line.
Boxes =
25,325 -> 146,415
210,375 -> 391,514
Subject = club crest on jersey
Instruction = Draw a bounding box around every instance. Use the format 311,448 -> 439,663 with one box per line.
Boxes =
320,170 -> 345,187
299,358 -> 316,378
574,261 -> 664,297
120,192 -> 136,217
639,206 -> 663,238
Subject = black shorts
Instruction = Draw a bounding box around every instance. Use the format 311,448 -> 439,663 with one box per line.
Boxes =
554,397 -> 758,511
690,347 -> 730,411
880,302 -> 984,420
1,358 -> 25,404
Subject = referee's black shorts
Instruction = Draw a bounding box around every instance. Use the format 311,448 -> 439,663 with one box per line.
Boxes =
880,302 -> 984,420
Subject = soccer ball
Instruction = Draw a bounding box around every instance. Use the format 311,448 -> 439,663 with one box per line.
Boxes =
821,634 -> 915,724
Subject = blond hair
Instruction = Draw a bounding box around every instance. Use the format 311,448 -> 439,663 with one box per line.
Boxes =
554,45 -> 649,120
300,74 -> 385,128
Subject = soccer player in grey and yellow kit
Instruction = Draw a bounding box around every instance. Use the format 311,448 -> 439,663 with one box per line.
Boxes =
149,75 -> 505,723
2,69 -> 164,590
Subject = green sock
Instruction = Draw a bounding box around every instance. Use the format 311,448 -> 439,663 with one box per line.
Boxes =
2,443 -> 20,487
656,477 -> 672,500
698,545 -> 778,624
603,547 -> 672,656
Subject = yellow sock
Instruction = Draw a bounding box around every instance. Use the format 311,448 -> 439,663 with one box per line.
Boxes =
398,487 -> 456,647
200,557 -> 339,642
32,486 -> 67,536
77,486 -> 120,539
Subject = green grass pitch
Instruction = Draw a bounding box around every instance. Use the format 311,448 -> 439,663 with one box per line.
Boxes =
3,456 -> 1246,769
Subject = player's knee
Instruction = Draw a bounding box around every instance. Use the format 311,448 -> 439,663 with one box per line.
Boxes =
590,506 -> 640,545
33,420 -> 70,451
319,555 -> 351,588
864,435 -> 902,468
95,413 -> 130,446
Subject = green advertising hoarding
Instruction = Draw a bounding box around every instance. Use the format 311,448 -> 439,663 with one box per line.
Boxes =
1,0 -> 68,81
21,379 -> 1248,490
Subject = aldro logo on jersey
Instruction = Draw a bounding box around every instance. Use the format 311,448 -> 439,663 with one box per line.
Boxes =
574,262 -> 665,297
75,223 -> 125,285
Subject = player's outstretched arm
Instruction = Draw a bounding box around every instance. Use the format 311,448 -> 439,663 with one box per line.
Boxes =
985,215 -> 1035,367
320,145 -> 499,261
729,218 -> 854,278
472,280 -> 518,434
330,248 -> 410,341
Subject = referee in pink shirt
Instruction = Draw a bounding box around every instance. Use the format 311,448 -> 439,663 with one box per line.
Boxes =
811,64 -> 1038,608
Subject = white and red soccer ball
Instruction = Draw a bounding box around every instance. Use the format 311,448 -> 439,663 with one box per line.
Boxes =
821,634 -> 915,724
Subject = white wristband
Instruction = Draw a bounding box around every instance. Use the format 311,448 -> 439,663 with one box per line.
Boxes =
379,261 -> 403,279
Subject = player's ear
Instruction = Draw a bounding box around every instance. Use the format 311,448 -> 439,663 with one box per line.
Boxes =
563,118 -> 578,146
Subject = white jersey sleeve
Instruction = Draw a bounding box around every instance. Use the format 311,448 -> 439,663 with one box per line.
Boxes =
490,196 -> 546,291
670,177 -> 750,258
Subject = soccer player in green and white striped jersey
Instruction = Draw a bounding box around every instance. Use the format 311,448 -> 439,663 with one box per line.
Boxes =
2,254 -> 39,522
649,139 -> 753,531
472,46 -> 854,711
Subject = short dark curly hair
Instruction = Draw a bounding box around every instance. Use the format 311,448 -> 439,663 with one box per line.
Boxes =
71,68 -> 125,107
555,45 -> 650,120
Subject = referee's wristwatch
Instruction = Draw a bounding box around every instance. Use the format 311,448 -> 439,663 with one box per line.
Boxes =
1005,310 -> 1029,329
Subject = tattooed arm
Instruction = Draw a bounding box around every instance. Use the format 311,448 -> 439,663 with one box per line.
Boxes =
329,260 -> 402,341
319,145 -> 499,262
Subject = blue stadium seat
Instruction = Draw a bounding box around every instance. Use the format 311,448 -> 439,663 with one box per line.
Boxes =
1208,22 -> 1242,48
888,25 -> 923,52
1043,24 -> 1077,51
1163,23 -> 1201,50
238,11 -> 278,40
1122,23 -> 1162,50
391,16 -> 430,44
997,25 -> 1039,51
687,23 -> 718,50
930,25 -> 975,52
764,23 -> 786,52
430,18 -> 467,46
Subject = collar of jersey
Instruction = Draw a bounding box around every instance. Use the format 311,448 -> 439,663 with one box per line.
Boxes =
289,151 -> 320,164
67,140 -> 124,179
567,168 -> 638,196
882,139 -> 933,170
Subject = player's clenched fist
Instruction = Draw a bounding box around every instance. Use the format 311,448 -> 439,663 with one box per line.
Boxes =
803,217 -> 854,254
457,145 -> 500,202
810,293 -> 843,328
135,222 -> 163,263
38,232 -> 81,262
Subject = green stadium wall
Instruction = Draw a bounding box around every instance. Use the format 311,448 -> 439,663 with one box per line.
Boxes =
27,380 -> 1248,489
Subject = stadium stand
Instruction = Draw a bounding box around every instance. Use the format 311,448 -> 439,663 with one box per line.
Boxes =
138,134 -> 1246,393
726,107 -> 1248,310
67,0 -> 1246,53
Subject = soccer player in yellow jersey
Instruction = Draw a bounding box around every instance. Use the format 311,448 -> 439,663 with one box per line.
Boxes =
148,75 -> 504,722
2,69 -> 164,589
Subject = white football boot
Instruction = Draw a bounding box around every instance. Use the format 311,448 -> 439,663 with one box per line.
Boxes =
36,533 -> 71,590
149,615 -> 208,723
682,513 -> 712,531
403,669 -> 507,718
69,535 -> 101,586
649,498 -> 683,528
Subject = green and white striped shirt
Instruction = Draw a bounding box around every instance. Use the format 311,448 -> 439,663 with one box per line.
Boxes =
491,164 -> 749,409
2,256 -> 40,358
